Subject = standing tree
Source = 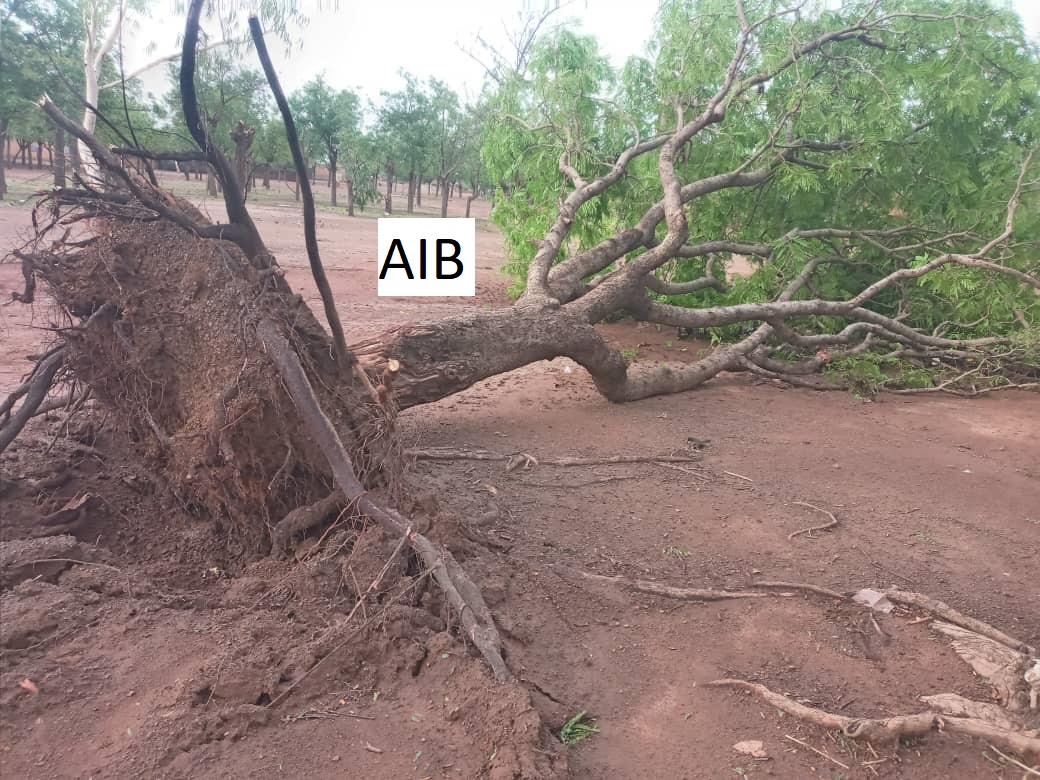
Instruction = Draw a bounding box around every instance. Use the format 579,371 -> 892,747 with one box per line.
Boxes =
252,115 -> 292,189
340,127 -> 377,216
378,73 -> 433,213
290,76 -> 361,208
426,78 -> 468,218
1,0 -> 85,197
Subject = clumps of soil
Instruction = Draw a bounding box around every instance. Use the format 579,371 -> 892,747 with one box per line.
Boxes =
0,423 -> 565,779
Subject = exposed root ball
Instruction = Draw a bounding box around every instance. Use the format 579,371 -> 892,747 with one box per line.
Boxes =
29,207 -> 392,558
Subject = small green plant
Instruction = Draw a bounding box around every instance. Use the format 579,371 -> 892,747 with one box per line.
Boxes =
559,710 -> 599,745
620,347 -> 640,360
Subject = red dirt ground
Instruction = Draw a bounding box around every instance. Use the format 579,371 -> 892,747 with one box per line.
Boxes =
1,168 -> 1038,779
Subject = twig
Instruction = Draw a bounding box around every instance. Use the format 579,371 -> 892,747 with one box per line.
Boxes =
407,448 -> 702,467
753,581 -> 848,600
21,558 -> 120,572
514,474 -> 640,488
784,734 -> 850,770
986,744 -> 1040,777
576,570 -> 789,601
656,461 -> 711,480
710,679 -> 1040,760
788,501 -> 839,539
707,679 -> 938,742
722,470 -> 753,482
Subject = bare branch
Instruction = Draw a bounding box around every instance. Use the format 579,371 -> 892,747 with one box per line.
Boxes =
181,0 -> 262,251
110,147 -> 207,163
248,15 -> 377,402
0,349 -> 64,454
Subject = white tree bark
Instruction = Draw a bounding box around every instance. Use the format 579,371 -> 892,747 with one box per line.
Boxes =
79,0 -> 124,183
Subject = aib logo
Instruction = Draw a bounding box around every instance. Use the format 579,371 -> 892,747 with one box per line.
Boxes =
377,218 -> 475,296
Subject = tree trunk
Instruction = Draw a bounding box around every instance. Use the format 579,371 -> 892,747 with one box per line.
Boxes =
407,168 -> 416,213
80,40 -> 102,183
384,162 -> 394,213
350,307 -> 628,411
53,127 -> 66,188
346,178 -> 354,216
262,166 -> 270,189
440,176 -> 450,218
416,174 -> 422,207
230,121 -> 256,202
0,119 -> 8,200
465,194 -> 474,219
207,169 -> 218,197
329,149 -> 338,208
68,139 -> 83,176
35,142 -> 43,169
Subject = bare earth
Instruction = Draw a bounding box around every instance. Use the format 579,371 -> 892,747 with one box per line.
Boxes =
1,170 -> 1038,779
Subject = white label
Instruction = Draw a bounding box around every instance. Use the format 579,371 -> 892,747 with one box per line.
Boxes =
377,218 -> 476,297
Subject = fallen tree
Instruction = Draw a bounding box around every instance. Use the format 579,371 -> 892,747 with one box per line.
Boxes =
1,0 -> 1039,686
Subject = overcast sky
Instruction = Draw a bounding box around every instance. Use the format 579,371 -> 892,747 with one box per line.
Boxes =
124,0 -> 1040,114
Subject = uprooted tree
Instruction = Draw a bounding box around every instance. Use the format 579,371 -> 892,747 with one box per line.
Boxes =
1,0 -> 1039,692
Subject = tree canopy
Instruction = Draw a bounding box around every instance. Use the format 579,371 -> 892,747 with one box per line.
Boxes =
482,0 -> 1040,368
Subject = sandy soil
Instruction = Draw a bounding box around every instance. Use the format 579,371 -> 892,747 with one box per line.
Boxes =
1,168 -> 1038,779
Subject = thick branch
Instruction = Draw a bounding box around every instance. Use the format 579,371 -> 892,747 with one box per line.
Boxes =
248,15 -> 358,380
257,320 -> 511,681
110,147 -> 207,163
0,349 -> 64,453
522,134 -> 670,301
181,0 -> 261,249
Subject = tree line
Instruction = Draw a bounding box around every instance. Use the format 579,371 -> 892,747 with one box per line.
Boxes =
1,0 -> 486,217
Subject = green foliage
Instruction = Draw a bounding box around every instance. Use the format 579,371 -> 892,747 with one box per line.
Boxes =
825,353 -> 890,396
1,0 -> 84,137
163,53 -> 270,157
253,117 -> 293,168
480,0 -> 1040,348
289,75 -> 361,169
482,28 -> 628,290
377,72 -> 434,176
559,711 -> 599,745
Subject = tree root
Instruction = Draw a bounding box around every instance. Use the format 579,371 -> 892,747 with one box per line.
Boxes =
751,581 -> 849,600
0,349 -> 65,454
707,679 -> 939,742
271,490 -> 346,559
576,570 -> 789,601
708,679 -> 1040,762
258,320 -> 511,681
883,589 -> 1035,655
787,501 -> 840,539
407,448 -> 702,468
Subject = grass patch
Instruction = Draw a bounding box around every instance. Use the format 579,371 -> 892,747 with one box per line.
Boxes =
559,710 -> 599,745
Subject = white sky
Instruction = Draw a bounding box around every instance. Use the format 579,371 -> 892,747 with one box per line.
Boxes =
124,0 -> 1040,114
